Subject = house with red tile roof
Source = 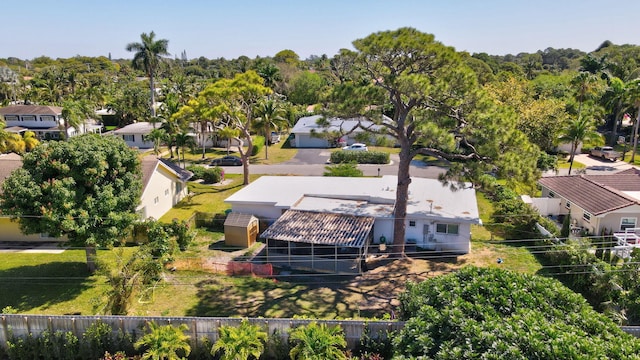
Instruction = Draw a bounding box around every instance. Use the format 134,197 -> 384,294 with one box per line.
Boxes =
536,170 -> 640,235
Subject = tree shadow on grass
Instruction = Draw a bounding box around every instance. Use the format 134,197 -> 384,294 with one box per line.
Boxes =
0,261 -> 92,313
184,273 -> 367,319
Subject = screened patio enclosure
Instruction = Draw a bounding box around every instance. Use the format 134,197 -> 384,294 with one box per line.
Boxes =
259,209 -> 374,274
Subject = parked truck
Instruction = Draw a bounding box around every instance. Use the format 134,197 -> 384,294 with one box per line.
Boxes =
589,146 -> 621,161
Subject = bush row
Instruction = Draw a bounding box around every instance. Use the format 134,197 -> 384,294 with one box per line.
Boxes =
186,165 -> 224,184
330,150 -> 389,164
0,320 -> 395,360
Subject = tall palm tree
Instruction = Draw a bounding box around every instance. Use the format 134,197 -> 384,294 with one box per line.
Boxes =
135,322 -> 191,360
254,99 -> 287,159
147,128 -> 166,157
126,31 -> 170,119
571,72 -> 600,121
61,99 -> 93,139
558,116 -> 603,174
211,319 -> 267,360
174,130 -> 194,168
602,77 -> 631,146
626,79 -> 640,162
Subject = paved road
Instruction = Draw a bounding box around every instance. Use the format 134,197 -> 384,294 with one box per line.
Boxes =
219,150 -> 638,179
220,149 -> 448,178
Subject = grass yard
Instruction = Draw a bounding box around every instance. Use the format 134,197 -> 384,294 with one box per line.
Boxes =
160,136 -> 298,166
557,157 -> 585,169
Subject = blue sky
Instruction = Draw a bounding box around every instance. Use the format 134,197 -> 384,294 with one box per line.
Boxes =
4,0 -> 640,60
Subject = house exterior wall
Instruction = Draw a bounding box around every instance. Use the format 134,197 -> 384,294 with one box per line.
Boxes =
372,218 -> 393,245
0,218 -> 65,242
598,205 -> 640,233
230,204 -> 285,225
139,166 -> 187,220
293,134 -> 329,148
3,114 -> 60,128
119,133 -> 153,149
404,217 -> 471,253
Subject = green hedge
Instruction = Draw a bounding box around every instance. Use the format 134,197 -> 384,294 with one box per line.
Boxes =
186,165 -> 224,184
330,150 -> 389,164
252,136 -> 265,156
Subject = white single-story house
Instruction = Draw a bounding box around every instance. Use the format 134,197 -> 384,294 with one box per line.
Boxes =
0,104 -> 99,140
225,175 -> 480,273
113,122 -> 156,148
137,156 -> 193,220
534,168 -> 640,236
289,115 -> 389,148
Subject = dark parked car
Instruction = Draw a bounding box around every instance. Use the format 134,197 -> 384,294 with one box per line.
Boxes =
211,155 -> 243,166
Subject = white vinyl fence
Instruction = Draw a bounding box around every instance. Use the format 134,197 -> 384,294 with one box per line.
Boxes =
0,314 -> 403,351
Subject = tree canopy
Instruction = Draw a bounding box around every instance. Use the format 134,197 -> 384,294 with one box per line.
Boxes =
328,27 -> 539,254
0,134 -> 142,269
394,266 -> 640,359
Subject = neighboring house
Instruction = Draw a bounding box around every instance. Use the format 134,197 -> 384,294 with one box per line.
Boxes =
225,175 -> 480,273
113,122 -> 156,148
534,169 -> 640,236
0,104 -> 69,140
289,115 -> 390,148
0,154 -> 191,242
0,153 -> 62,242
137,156 -> 193,220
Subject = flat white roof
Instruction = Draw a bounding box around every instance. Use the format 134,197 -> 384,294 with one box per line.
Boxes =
225,175 -> 480,223
113,122 -> 155,134
292,196 -> 395,218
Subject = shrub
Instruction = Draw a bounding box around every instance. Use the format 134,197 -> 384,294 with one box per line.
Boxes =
395,266 -> 640,359
202,167 -> 224,184
79,321 -> 136,360
211,319 -> 267,360
289,322 -> 347,360
186,165 -> 206,180
252,136 -> 265,156
330,151 -> 389,164
323,163 -> 363,177
6,329 -> 79,360
537,216 -> 560,237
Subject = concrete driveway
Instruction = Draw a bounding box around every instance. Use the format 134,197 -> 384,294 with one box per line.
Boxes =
546,154 -> 634,176
574,154 -> 633,172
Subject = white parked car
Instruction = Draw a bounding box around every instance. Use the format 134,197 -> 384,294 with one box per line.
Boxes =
342,143 -> 368,151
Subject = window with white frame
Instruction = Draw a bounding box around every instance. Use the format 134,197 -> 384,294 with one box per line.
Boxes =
409,220 -> 416,227
154,196 -> 159,204
583,212 -> 591,222
565,200 -> 571,209
436,223 -> 459,235
123,134 -> 134,142
621,217 -> 637,231
548,191 -> 555,198
165,189 -> 170,196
